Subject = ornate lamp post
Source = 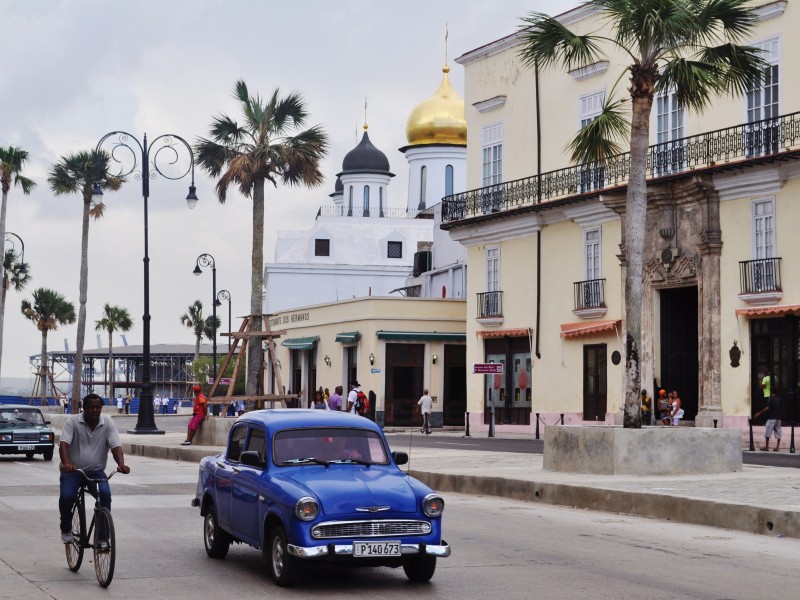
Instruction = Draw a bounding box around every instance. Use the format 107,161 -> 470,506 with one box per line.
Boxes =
3,232 -> 27,274
93,132 -> 198,434
193,253 -> 218,389
216,289 -> 231,342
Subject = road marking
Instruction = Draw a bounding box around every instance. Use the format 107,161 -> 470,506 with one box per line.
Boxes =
432,442 -> 480,447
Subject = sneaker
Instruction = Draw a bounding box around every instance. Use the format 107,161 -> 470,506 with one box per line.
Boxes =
97,540 -> 110,552
773,448 -> 780,452
61,532 -> 73,544
181,440 -> 192,446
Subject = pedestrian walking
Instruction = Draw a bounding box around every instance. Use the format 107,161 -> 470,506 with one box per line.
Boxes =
418,389 -> 433,434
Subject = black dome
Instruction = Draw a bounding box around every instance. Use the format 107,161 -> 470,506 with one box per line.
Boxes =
340,131 -> 391,174
328,176 -> 344,198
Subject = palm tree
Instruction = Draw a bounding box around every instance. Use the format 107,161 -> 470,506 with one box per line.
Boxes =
180,300 -> 220,363
21,288 -> 76,405
518,0 -> 765,427
49,151 -> 123,412
196,81 -> 328,397
0,146 -> 35,380
95,303 -> 133,401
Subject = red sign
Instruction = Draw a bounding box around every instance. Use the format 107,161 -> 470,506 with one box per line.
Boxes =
208,378 -> 232,385
473,363 -> 504,374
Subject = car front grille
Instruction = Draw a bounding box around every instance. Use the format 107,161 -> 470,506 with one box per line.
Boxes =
13,432 -> 39,442
312,519 -> 432,539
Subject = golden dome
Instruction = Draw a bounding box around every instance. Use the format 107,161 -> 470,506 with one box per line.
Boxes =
405,65 -> 466,147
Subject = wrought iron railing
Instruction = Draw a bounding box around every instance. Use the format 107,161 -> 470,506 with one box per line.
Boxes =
739,258 -> 781,294
477,291 -> 503,318
443,112 -> 800,223
573,279 -> 605,310
317,205 -> 432,219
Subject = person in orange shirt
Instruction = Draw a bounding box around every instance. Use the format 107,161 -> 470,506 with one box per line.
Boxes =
181,385 -> 207,446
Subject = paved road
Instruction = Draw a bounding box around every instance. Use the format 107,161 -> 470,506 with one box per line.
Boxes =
2,455 -> 798,599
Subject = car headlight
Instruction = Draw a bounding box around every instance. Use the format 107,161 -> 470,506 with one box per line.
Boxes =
294,497 -> 319,521
0,434 -> 11,442
422,493 -> 444,518
40,433 -> 54,442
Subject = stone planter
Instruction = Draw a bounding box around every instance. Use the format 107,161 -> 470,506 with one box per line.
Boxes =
543,425 -> 742,475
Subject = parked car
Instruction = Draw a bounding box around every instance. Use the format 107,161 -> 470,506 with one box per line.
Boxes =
192,409 -> 450,587
0,405 -> 55,460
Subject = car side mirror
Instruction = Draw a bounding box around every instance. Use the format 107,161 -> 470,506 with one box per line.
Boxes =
240,450 -> 265,468
392,451 -> 408,466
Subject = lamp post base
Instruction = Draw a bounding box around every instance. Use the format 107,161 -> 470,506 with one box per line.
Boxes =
126,427 -> 166,435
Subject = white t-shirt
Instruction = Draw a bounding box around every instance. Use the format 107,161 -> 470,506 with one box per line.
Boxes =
116,397 -> 123,409
347,389 -> 359,414
418,395 -> 433,414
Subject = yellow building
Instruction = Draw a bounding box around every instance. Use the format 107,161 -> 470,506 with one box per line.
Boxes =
443,1 -> 800,435
268,297 -> 466,427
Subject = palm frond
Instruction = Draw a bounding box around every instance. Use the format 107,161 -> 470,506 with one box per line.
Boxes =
518,12 -> 604,71
693,0 -> 759,45
567,96 -> 629,164
698,43 -> 768,97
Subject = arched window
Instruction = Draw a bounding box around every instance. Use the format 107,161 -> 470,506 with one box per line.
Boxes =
445,164 -> 454,196
379,186 -> 384,217
418,166 -> 427,210
348,186 -> 353,216
363,185 -> 370,217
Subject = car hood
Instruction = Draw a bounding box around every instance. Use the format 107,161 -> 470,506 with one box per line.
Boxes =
281,468 -> 418,516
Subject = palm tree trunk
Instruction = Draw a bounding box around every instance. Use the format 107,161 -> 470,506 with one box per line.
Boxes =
108,330 -> 114,403
40,329 -> 48,406
622,93 -> 653,428
0,270 -> 8,382
71,197 -> 90,411
247,177 -> 265,399
194,332 -> 200,363
0,188 -> 8,381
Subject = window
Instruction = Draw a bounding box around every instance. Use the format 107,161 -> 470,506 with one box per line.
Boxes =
481,124 -> 503,187
578,91 -> 605,191
486,246 -> 500,292
227,425 -> 248,462
445,164 -> 454,197
363,185 -> 370,216
654,90 -> 685,174
418,166 -> 427,210
348,186 -> 353,216
246,428 -> 267,464
753,198 -> 775,259
387,241 -> 403,259
314,238 -> 330,257
379,186 -> 384,217
746,37 -> 780,156
579,91 -> 604,129
584,228 -> 601,280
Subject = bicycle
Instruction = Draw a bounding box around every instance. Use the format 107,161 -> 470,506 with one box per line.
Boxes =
64,468 -> 117,587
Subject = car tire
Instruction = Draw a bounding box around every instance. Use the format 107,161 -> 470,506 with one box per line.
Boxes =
267,524 -> 298,587
403,555 -> 437,582
43,448 -> 54,461
203,504 -> 231,559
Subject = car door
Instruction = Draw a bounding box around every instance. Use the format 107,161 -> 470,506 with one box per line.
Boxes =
228,425 -> 268,546
215,424 -> 248,531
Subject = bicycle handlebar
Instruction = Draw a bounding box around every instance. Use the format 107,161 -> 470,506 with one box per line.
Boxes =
74,468 -> 118,484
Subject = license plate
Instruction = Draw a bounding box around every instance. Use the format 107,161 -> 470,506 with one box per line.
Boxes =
353,540 -> 401,557
17,445 -> 35,451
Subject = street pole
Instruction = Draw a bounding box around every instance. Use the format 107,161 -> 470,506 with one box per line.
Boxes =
216,289 -> 231,343
194,253 -> 218,413
93,131 -> 198,434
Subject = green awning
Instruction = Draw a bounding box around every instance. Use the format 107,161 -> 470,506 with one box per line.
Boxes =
335,331 -> 361,343
281,336 -> 319,350
376,331 -> 466,342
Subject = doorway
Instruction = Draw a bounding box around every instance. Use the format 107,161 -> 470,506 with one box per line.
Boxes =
385,344 -> 424,426
583,344 -> 607,420
443,345 -> 466,425
659,286 -> 698,420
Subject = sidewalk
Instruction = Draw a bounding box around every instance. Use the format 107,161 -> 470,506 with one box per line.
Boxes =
117,430 -> 800,540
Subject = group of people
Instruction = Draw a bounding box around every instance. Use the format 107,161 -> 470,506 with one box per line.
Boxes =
639,388 -> 684,426
114,393 -> 132,414
309,382 -> 363,414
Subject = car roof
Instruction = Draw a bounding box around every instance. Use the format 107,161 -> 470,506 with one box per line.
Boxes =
236,409 -> 382,432
0,405 -> 43,411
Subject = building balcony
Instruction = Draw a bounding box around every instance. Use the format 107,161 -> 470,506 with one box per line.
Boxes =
316,205 -> 435,219
573,278 -> 607,319
739,258 -> 782,305
476,291 -> 503,327
442,112 -> 800,226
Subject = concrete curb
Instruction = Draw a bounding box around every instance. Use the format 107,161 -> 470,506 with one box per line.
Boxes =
410,470 -> 800,540
122,442 -> 219,463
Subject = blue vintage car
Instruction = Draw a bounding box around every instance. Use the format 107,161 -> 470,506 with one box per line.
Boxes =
192,409 -> 449,586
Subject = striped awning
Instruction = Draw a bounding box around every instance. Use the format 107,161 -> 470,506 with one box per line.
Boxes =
560,320 -> 621,339
735,304 -> 800,318
376,331 -> 466,342
281,336 -> 319,350
335,331 -> 361,343
476,328 -> 530,338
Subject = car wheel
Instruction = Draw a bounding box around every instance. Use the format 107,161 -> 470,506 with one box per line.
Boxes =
403,555 -> 437,582
43,448 -> 54,461
203,504 -> 231,559
267,524 -> 298,587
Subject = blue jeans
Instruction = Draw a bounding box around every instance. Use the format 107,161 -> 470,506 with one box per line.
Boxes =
59,470 -> 111,534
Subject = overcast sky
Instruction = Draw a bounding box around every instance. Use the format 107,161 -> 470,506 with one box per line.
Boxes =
0,0 -> 580,383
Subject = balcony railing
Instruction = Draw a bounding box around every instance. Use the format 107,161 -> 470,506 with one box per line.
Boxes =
317,205 -> 433,219
443,112 -> 800,224
477,291 -> 503,318
739,258 -> 782,294
574,279 -> 606,310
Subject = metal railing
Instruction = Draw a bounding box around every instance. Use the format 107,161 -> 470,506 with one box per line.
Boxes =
316,205 -> 433,219
739,258 -> 782,294
477,291 -> 503,318
573,278 -> 606,310
443,112 -> 800,223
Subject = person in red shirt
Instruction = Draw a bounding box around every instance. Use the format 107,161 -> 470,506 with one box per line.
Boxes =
181,385 -> 207,446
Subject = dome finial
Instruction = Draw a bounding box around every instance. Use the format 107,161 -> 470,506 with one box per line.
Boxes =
445,22 -> 448,66
363,97 -> 368,130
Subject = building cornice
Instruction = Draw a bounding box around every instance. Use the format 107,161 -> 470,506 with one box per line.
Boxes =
446,212 -> 542,246
754,1 -> 787,21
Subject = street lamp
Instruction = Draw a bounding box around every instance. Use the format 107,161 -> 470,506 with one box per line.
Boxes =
3,232 -> 27,274
93,131 -> 198,434
194,253 -> 218,392
216,289 -> 231,343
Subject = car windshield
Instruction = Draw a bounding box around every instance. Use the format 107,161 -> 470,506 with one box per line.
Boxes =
273,427 -> 389,466
0,409 -> 45,427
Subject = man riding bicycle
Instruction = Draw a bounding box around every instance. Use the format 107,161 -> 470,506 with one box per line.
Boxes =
58,393 -> 130,545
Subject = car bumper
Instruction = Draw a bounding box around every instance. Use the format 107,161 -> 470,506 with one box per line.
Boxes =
287,540 -> 450,559
0,443 -> 53,454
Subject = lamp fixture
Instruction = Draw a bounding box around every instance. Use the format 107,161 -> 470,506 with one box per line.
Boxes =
368,353 -> 375,366
276,359 -> 281,369
324,355 -> 331,367
432,354 -> 438,364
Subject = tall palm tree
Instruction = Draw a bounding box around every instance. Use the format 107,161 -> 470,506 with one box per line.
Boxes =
95,303 -> 133,401
196,81 -> 328,397
21,288 -> 76,405
0,146 -> 35,380
49,151 -> 123,412
519,0 -> 765,427
180,300 -> 220,363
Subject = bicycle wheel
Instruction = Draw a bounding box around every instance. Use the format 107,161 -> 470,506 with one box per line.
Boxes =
93,507 -> 115,587
65,500 -> 85,572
